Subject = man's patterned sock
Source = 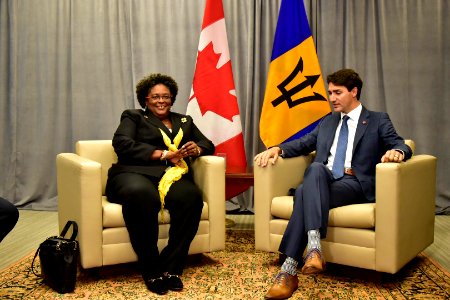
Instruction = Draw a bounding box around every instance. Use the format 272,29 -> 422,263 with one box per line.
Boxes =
281,256 -> 298,276
307,229 -> 321,252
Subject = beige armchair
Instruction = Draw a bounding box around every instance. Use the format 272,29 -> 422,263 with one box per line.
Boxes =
254,140 -> 437,274
57,140 -> 225,269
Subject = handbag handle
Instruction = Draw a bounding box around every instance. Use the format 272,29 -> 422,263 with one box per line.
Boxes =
60,220 -> 78,240
31,247 -> 41,277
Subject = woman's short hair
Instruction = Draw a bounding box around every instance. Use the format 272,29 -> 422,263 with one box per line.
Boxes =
136,73 -> 179,108
326,69 -> 363,100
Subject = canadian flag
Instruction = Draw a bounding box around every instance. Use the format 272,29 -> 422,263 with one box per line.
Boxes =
187,0 -> 247,169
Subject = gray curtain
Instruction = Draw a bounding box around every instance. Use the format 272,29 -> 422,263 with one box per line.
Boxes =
1,0 -> 448,214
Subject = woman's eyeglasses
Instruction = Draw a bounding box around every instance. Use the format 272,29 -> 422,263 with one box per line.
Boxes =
146,95 -> 172,101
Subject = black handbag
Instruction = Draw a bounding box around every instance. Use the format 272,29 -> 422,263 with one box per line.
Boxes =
31,220 -> 79,293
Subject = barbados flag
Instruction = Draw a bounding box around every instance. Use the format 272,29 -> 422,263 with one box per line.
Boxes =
259,0 -> 330,148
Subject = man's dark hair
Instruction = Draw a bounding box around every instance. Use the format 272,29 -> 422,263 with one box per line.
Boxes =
136,73 -> 179,108
326,69 -> 363,100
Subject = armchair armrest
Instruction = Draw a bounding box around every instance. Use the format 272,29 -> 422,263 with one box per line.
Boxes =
56,153 -> 104,268
254,154 -> 313,251
191,155 -> 226,251
375,154 -> 437,273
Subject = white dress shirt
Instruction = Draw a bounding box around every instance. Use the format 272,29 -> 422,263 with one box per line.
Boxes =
327,104 -> 362,172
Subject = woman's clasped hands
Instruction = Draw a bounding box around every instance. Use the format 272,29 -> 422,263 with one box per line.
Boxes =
180,141 -> 201,158
161,141 -> 201,166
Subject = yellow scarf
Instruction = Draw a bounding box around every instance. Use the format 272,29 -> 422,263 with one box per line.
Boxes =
158,128 -> 188,222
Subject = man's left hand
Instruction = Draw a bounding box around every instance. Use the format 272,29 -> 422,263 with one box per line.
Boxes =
381,150 -> 404,163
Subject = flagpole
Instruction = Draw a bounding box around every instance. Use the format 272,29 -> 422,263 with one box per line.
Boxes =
315,0 -> 318,51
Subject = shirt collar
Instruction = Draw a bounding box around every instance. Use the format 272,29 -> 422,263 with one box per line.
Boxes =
341,103 -> 362,122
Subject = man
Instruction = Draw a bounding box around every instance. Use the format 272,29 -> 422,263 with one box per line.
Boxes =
0,197 -> 19,243
254,69 -> 412,299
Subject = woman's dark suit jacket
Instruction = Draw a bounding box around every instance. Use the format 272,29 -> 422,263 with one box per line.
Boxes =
107,109 -> 215,181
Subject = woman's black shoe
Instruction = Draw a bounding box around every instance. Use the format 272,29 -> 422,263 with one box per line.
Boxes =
164,273 -> 183,291
145,276 -> 168,295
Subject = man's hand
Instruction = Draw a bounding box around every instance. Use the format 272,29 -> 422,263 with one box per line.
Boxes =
381,149 -> 404,163
254,147 -> 282,167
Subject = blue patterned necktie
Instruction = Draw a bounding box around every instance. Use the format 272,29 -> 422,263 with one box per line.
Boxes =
332,115 -> 350,179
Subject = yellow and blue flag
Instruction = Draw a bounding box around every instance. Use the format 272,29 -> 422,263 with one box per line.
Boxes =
259,0 -> 330,148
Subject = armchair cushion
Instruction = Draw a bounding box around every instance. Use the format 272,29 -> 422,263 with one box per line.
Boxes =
271,197 -> 375,229
102,199 -> 209,228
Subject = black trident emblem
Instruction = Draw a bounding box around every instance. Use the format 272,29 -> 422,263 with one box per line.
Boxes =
271,57 -> 327,108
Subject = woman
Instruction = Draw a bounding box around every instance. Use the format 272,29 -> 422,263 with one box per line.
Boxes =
106,73 -> 215,295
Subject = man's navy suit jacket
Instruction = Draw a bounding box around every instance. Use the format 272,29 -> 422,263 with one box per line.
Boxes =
279,106 -> 412,201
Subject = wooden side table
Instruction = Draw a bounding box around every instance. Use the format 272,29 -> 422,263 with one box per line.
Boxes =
225,166 -> 254,227
225,166 -> 254,199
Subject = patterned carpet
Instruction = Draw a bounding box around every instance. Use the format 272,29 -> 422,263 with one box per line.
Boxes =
1,230 -> 449,299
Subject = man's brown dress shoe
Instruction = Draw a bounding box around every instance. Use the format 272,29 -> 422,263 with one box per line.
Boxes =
265,271 -> 298,299
301,249 -> 325,275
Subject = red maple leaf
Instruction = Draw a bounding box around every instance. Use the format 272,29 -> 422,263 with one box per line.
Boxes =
192,42 -> 239,121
